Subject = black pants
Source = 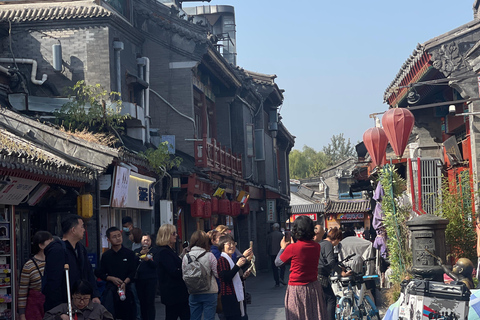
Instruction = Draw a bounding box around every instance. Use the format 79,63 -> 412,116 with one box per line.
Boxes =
136,278 -> 157,320
323,284 -> 336,320
102,283 -> 136,320
165,300 -> 190,320
270,255 -> 285,285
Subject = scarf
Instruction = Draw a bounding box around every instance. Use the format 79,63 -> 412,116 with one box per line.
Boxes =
221,252 -> 245,316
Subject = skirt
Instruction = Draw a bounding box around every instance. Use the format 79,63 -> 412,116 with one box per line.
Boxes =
285,281 -> 327,320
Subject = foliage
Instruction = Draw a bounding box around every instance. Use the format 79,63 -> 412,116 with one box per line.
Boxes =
54,81 -> 130,136
378,165 -> 412,298
435,171 -> 476,263
141,142 -> 183,176
289,146 -> 330,179
322,133 -> 356,165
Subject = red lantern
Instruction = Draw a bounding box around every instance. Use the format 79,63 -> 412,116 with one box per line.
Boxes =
191,199 -> 205,218
211,197 -> 218,214
204,200 -> 212,218
241,203 -> 250,215
363,127 -> 388,167
218,199 -> 231,215
382,108 -> 415,159
231,201 -> 241,217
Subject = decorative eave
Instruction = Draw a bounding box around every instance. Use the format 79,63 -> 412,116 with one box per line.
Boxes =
325,199 -> 370,214
291,203 -> 325,214
204,47 -> 242,88
0,128 -> 94,186
384,19 -> 480,105
235,67 -> 284,105
0,0 -> 112,22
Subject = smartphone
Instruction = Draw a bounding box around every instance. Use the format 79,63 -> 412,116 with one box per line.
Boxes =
285,230 -> 291,242
182,240 -> 189,249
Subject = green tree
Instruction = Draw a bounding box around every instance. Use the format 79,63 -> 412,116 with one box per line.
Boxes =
289,146 -> 330,179
54,80 -> 130,136
141,142 -> 183,177
436,171 -> 476,262
323,133 -> 356,165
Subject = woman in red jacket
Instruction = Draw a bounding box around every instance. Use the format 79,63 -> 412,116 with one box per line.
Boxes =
275,216 -> 327,320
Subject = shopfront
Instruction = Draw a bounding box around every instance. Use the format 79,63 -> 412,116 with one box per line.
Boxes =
324,200 -> 371,237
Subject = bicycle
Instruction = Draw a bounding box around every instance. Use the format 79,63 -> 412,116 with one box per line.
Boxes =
330,253 -> 380,320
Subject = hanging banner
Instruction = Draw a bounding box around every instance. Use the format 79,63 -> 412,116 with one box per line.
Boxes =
266,199 -> 276,223
110,166 -> 130,207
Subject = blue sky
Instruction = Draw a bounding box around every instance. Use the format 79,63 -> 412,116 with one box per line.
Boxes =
185,0 -> 474,151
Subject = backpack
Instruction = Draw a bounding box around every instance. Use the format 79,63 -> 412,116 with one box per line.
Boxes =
182,250 -> 210,294
41,237 -> 68,293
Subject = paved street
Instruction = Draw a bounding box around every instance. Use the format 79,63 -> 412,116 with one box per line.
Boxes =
154,267 -> 389,319
154,268 -> 288,320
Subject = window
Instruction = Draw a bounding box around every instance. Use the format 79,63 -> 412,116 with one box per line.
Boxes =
254,129 -> 265,161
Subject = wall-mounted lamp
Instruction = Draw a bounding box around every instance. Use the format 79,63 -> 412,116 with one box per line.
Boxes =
172,176 -> 181,190
449,105 -> 456,115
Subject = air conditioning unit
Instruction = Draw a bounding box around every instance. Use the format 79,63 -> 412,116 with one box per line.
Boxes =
159,200 -> 173,226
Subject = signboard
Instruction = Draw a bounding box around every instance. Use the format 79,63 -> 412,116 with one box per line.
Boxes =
336,213 -> 364,220
266,199 -> 276,223
0,177 -> 38,205
127,172 -> 155,209
111,166 -> 130,207
290,213 -> 317,222
443,135 -> 462,161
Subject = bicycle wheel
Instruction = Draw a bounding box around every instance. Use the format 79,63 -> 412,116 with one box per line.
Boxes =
363,295 -> 380,320
336,297 -> 353,320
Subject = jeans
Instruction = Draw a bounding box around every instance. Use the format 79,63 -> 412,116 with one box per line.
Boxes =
189,293 -> 217,320
323,284 -> 336,320
270,255 -> 285,285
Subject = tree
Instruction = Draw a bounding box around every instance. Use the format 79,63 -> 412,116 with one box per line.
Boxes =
289,146 -> 330,179
323,133 -> 356,165
54,80 -> 130,136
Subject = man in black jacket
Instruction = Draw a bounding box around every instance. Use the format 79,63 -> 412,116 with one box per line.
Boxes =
96,227 -> 137,320
43,214 -> 100,312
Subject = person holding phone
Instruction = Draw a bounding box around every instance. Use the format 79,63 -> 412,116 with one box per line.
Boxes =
266,223 -> 286,287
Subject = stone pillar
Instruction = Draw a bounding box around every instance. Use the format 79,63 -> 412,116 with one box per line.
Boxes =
406,214 -> 448,281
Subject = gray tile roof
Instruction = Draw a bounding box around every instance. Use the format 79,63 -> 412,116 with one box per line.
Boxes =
291,203 -> 325,214
325,199 -> 370,214
0,128 -> 94,185
0,1 -> 112,22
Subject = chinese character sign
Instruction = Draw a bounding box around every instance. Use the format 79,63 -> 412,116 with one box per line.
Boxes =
266,199 -> 276,223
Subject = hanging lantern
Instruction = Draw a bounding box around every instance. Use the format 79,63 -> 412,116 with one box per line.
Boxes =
382,108 -> 415,159
363,127 -> 388,167
231,201 -> 241,217
241,203 -> 250,215
218,199 -> 231,215
204,200 -> 212,219
191,199 -> 205,218
211,197 -> 219,214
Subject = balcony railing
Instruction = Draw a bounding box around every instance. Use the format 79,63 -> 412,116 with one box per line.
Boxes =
195,135 -> 242,178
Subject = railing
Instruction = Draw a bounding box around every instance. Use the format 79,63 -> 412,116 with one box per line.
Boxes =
195,135 -> 242,178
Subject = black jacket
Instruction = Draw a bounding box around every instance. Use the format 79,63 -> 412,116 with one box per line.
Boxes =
154,246 -> 189,305
43,238 -> 99,311
133,246 -> 158,280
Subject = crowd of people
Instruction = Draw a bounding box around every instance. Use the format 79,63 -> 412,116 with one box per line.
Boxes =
17,214 -> 255,320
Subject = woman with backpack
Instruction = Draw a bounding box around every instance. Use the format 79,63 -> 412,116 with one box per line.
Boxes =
182,230 -> 218,320
154,224 -> 190,320
18,231 -> 53,320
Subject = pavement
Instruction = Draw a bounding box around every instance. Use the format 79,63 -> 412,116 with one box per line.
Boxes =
154,267 -> 390,319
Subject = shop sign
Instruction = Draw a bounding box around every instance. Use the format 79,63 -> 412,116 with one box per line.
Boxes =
290,213 -> 317,222
111,166 -> 130,207
0,177 -> 38,205
337,213 -> 364,220
266,199 -> 276,222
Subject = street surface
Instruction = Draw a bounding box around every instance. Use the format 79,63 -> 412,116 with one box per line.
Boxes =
154,267 -> 388,319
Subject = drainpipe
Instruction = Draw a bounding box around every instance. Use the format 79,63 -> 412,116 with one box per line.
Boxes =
144,57 -> 150,144
113,41 -> 124,98
0,58 -> 47,85
137,57 -> 146,143
319,177 -> 328,200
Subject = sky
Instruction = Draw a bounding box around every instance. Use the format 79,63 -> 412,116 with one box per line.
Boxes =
185,0 -> 474,151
